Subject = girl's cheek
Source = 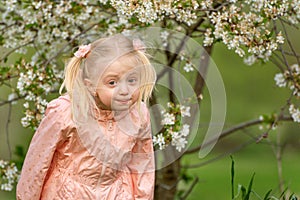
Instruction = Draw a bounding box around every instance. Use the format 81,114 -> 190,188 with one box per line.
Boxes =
132,90 -> 140,102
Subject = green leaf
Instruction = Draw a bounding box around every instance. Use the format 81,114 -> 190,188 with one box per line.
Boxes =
241,185 -> 247,199
279,187 -> 288,199
263,189 -> 272,200
244,173 -> 255,200
288,193 -> 298,200
231,155 -> 235,200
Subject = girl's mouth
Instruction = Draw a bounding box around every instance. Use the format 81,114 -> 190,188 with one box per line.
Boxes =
115,99 -> 132,104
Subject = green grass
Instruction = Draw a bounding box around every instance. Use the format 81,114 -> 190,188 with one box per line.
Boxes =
179,143 -> 300,200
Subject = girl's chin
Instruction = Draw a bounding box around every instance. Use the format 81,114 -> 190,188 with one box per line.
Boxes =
111,103 -> 132,111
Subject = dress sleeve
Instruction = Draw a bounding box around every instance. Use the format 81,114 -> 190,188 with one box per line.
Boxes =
16,97 -> 71,200
128,105 -> 155,200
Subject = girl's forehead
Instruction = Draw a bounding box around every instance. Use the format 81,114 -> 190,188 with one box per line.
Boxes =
101,56 -> 141,77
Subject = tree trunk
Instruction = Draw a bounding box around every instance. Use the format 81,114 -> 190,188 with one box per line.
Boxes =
154,154 -> 180,200
154,45 -> 213,199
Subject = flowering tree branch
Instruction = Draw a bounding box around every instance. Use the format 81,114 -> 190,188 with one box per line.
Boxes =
42,22 -> 99,69
185,115 -> 293,155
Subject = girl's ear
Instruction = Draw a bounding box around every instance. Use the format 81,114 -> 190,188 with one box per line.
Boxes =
84,78 -> 95,95
83,78 -> 93,87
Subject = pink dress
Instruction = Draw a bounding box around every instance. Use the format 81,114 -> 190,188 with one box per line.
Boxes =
16,95 -> 155,200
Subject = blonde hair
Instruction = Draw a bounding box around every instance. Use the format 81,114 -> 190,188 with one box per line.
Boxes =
60,35 -> 156,122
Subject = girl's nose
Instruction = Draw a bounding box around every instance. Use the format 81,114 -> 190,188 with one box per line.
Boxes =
118,82 -> 129,95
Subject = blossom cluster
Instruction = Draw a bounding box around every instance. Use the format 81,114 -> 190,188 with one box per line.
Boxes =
15,60 -> 62,129
153,102 -> 191,152
179,53 -> 195,73
274,64 -> 300,97
258,114 -> 277,131
110,0 -> 199,26
202,0 -> 300,64
274,64 -> 300,123
0,160 -> 19,192
289,104 -> 300,123
1,0 -> 110,57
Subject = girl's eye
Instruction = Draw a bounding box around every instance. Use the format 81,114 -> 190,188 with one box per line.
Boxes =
108,80 -> 117,86
128,78 -> 137,84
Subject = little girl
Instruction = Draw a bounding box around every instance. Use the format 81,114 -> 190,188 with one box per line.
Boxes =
17,34 -> 156,200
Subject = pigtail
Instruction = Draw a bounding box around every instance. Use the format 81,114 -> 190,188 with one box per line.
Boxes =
136,51 -> 156,104
59,57 -> 82,98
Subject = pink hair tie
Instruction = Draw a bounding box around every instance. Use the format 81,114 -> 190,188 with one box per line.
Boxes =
132,39 -> 146,53
74,44 -> 91,58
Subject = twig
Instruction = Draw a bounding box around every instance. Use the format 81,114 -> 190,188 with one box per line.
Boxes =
272,20 -> 290,70
156,17 -> 205,82
279,17 -> 300,30
0,95 -> 25,107
0,40 -> 34,62
180,177 -> 199,200
42,22 -> 99,68
6,103 -> 12,160
279,18 -> 300,65
184,115 -> 293,155
0,75 -> 19,83
269,131 -> 286,195
183,139 -> 254,169
271,52 -> 286,72
282,50 -> 300,58
0,22 -> 19,33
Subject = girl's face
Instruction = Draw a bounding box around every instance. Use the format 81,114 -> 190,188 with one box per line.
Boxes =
95,57 -> 140,111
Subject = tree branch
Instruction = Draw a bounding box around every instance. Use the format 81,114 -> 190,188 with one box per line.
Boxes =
270,54 -> 285,72
42,22 -> 99,68
279,18 -> 300,65
0,95 -> 25,107
183,139 -> 254,169
184,115 -> 293,155
156,18 -> 205,84
282,50 -> 300,58
0,40 -> 34,62
180,177 -> 199,200
272,20 -> 290,70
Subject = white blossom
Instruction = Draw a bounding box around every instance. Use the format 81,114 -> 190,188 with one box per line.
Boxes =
167,102 -> 173,108
0,160 -> 19,192
183,63 -> 194,72
291,64 -> 300,74
244,55 -> 257,66
161,111 -> 175,125
200,0 -> 213,10
259,115 -> 264,121
171,135 -> 187,152
153,133 -> 166,150
160,31 -> 169,47
274,73 -> 286,87
8,93 -> 18,105
289,104 -> 300,123
180,106 -> 191,117
180,124 -> 190,137
276,32 -> 285,44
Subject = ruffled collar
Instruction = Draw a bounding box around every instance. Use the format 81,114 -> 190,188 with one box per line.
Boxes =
93,103 -> 138,122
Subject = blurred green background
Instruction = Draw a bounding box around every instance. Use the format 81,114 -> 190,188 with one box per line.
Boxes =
1,40 -> 299,199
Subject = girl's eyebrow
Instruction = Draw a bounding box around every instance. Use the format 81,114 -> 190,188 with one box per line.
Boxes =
103,73 -> 119,78
127,71 -> 138,76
